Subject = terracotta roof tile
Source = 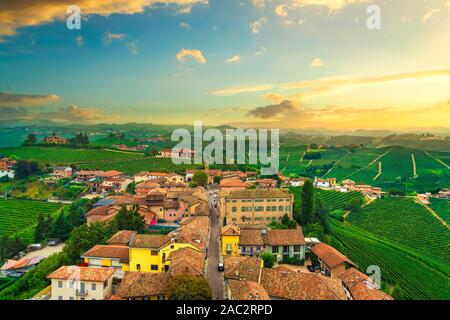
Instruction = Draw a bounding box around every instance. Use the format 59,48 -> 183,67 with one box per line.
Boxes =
260,268 -> 347,300
221,225 -> 241,236
264,228 -> 305,246
82,245 -> 129,263
220,178 -> 247,188
130,234 -> 168,248
116,272 -> 169,298
167,247 -> 205,276
311,242 -> 355,269
107,230 -> 137,245
239,229 -> 264,246
224,256 -> 262,282
47,266 -> 115,282
228,280 -> 270,300
338,268 -> 393,300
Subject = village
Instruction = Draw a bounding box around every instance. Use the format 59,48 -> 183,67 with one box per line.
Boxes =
0,155 -> 402,301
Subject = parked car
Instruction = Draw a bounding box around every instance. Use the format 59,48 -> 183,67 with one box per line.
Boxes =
218,263 -> 224,272
306,265 -> 315,272
48,238 -> 61,246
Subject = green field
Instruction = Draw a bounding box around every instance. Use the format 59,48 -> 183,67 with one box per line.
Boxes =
347,197 -> 450,263
330,220 -> 450,300
0,146 -> 144,164
0,199 -> 62,242
77,157 -> 201,175
429,198 -> 450,225
315,189 -> 365,211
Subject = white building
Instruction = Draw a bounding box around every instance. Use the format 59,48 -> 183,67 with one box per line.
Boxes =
47,266 -> 116,300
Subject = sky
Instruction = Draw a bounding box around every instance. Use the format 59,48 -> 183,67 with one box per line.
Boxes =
0,0 -> 449,131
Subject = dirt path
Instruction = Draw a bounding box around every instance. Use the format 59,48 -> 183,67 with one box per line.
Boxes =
344,148 -> 391,180
373,161 -> 382,180
425,151 -> 450,170
411,153 -> 417,178
417,201 -> 450,230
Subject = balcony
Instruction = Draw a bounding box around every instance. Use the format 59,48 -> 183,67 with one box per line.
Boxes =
76,289 -> 88,297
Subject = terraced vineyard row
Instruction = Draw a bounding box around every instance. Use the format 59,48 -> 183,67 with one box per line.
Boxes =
0,199 -> 61,242
429,198 -> 450,225
315,189 -> 365,211
347,197 -> 450,263
0,146 -> 144,164
77,157 -> 202,175
331,220 -> 450,300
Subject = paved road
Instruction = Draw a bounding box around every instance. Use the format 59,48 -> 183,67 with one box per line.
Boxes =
206,192 -> 224,300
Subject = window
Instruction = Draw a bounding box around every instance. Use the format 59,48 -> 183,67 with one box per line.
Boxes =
232,207 -> 237,212
272,206 -> 277,211
294,254 -> 301,260
278,206 -> 284,211
285,206 -> 290,211
283,245 -> 289,253
151,250 -> 158,256
266,206 -> 271,211
232,217 -> 237,221
91,283 -> 96,291
226,243 -> 232,251
136,264 -> 141,271
294,245 -> 301,252
58,281 -> 63,288
241,207 -> 247,212
69,281 -> 74,289
272,246 -> 279,254
256,246 -> 261,252
151,265 -> 158,271
242,246 -> 246,253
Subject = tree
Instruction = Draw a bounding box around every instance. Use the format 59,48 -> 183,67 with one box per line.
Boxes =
344,197 -> 363,213
281,214 -> 290,226
260,252 -> 276,268
24,134 -> 37,145
49,212 -> 72,241
192,171 -> 208,187
34,213 -> 53,242
111,205 -> 145,233
302,222 -> 324,240
15,160 -> 42,179
66,199 -> 89,228
313,197 -> 329,234
300,179 -> 314,225
166,275 -> 212,300
63,222 -> 111,264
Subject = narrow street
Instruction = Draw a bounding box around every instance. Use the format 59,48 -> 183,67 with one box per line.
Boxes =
206,191 -> 224,300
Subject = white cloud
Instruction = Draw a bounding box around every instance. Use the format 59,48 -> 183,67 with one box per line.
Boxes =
176,48 -> 206,64
226,54 -> 241,64
180,22 -> 191,30
275,5 -> 288,17
298,19 -> 305,25
250,16 -> 267,34
252,0 -> 265,9
254,47 -> 268,56
75,35 -> 84,47
288,0 -> 369,12
422,9 -> 440,22
104,32 -> 126,46
212,84 -> 273,96
310,58 -> 324,67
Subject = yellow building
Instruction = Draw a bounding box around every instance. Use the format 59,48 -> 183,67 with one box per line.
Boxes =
221,225 -> 241,256
128,234 -> 203,273
81,245 -> 130,271
218,189 -> 294,225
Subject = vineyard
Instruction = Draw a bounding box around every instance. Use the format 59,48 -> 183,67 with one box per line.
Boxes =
330,220 -> 450,300
315,189 -> 365,211
77,157 -> 202,175
429,198 -> 450,224
347,197 -> 450,263
0,146 -> 144,164
0,199 -> 61,242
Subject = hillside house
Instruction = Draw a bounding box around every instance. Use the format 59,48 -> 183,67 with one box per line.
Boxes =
310,242 -> 355,277
0,157 -> 16,178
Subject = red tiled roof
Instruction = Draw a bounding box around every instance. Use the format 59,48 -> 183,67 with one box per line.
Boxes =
338,268 -> 393,300
82,245 -> 129,263
228,280 -> 270,300
224,256 -> 262,282
311,242 -> 355,269
220,178 -> 247,188
221,224 -> 241,236
116,272 -> 169,298
107,230 -> 137,245
47,266 -> 115,282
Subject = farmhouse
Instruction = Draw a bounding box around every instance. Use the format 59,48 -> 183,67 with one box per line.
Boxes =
0,157 -> 16,178
310,242 -> 355,277
43,132 -> 68,145
50,166 -> 73,179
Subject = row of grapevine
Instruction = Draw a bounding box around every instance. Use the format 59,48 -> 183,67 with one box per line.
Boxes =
315,189 -> 364,210
331,220 -> 450,300
0,199 -> 61,242
347,197 -> 450,263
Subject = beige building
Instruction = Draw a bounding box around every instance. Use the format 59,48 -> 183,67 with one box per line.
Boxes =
47,266 -> 116,300
218,189 -> 293,225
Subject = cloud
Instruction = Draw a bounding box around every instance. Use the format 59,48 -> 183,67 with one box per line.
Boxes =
254,47 -> 268,56
211,84 -> 273,96
104,32 -> 126,46
176,48 -> 206,64
0,106 -> 31,120
225,54 -> 241,64
422,9 -> 440,22
126,41 -> 139,56
275,5 -> 288,17
0,0 -> 208,40
288,0 -> 369,12
40,105 -> 104,123
0,92 -> 60,106
252,0 -> 265,9
180,22 -> 191,30
247,100 -> 299,119
310,58 -> 324,67
250,17 -> 267,34
75,35 -> 84,47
